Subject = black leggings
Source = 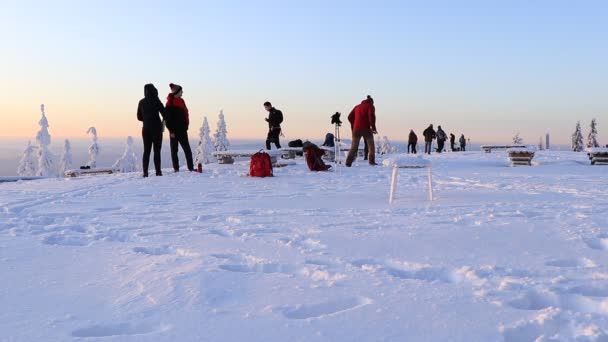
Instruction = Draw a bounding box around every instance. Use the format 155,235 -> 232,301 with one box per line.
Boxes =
142,128 -> 163,175
170,130 -> 194,171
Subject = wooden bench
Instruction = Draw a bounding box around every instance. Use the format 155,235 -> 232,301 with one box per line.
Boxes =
587,148 -> 608,165
507,149 -> 535,166
481,145 -> 527,153
64,168 -> 117,177
279,147 -> 303,159
212,150 -> 280,165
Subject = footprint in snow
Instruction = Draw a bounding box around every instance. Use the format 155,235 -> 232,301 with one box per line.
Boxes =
71,322 -> 170,338
545,258 -> 597,268
282,297 -> 372,320
583,234 -> 608,251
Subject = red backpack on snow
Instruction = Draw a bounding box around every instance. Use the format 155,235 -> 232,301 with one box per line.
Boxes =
249,151 -> 273,177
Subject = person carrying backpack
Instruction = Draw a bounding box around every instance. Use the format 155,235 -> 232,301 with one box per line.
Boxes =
408,129 -> 418,154
435,126 -> 447,153
423,124 -> 436,155
165,83 -> 194,172
137,84 -> 165,177
264,101 -> 283,150
459,134 -> 467,151
345,95 -> 377,166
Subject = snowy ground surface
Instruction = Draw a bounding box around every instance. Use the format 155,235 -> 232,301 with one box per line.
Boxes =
1,151 -> 608,341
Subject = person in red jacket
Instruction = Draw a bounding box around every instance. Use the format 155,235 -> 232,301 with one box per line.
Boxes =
345,95 -> 377,166
165,83 -> 194,172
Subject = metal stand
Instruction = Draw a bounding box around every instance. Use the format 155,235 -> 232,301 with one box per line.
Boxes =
334,124 -> 342,173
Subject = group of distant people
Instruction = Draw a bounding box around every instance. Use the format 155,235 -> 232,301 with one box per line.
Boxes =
408,125 -> 467,155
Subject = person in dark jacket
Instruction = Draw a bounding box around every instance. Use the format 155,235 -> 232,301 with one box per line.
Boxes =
264,101 -> 283,150
165,83 -> 194,172
459,134 -> 466,151
408,129 -> 418,154
450,133 -> 456,151
423,124 -> 436,155
137,84 -> 165,177
346,95 -> 377,166
436,125 -> 447,153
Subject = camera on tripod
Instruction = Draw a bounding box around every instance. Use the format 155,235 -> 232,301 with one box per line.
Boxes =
331,112 -> 342,126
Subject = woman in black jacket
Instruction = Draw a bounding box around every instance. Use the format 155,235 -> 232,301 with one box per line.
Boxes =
137,84 -> 165,177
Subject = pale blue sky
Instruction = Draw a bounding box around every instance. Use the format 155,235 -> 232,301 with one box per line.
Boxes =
1,0 -> 606,144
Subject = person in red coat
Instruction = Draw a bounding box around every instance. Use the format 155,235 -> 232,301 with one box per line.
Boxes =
165,83 -> 194,172
345,95 -> 377,166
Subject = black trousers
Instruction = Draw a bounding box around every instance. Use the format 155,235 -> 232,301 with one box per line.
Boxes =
437,140 -> 445,153
425,141 -> 433,154
266,127 -> 282,150
461,144 -> 466,152
142,127 -> 163,176
170,130 -> 194,171
408,143 -> 417,154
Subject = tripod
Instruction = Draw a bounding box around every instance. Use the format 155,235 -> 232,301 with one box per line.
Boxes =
334,123 -> 342,167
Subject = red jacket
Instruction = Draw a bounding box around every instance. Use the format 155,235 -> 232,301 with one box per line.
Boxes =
348,99 -> 376,132
166,94 -> 189,125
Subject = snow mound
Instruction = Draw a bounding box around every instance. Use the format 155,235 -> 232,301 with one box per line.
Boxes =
382,154 -> 431,168
587,147 -> 608,153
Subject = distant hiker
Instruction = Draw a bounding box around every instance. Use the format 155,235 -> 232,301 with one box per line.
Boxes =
264,101 -> 283,150
423,124 -> 436,155
408,129 -> 418,154
346,95 -> 377,166
436,126 -> 447,153
165,83 -> 194,172
450,133 -> 456,151
137,84 -> 165,177
459,134 -> 466,151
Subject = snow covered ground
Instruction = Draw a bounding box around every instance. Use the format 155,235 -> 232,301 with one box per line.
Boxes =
1,151 -> 608,341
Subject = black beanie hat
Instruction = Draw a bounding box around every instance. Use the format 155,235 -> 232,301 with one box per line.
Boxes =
170,83 -> 183,94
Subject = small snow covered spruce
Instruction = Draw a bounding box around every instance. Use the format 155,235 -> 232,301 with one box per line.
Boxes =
587,118 -> 599,148
36,104 -> 57,177
572,121 -> 584,152
195,116 -> 215,165
113,136 -> 138,172
17,141 -> 38,176
379,136 -> 393,155
512,132 -> 523,145
86,127 -> 100,168
214,110 -> 230,152
59,139 -> 73,175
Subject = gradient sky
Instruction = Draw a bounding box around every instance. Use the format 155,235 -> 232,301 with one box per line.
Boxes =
1,0 -> 606,144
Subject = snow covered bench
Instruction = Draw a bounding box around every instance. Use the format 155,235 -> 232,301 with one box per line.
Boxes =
481,145 -> 527,153
280,147 -> 303,159
587,148 -> 608,165
64,167 -> 118,177
212,150 -> 280,165
0,176 -> 46,183
383,155 -> 433,203
507,147 -> 535,166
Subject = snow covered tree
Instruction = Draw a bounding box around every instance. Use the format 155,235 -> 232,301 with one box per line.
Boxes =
36,104 -> 56,177
113,136 -> 138,172
213,110 -> 230,151
195,116 -> 215,164
59,139 -> 73,175
512,132 -> 523,145
86,127 -> 100,168
587,118 -> 599,148
379,136 -> 393,155
572,121 -> 584,152
17,141 -> 38,176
